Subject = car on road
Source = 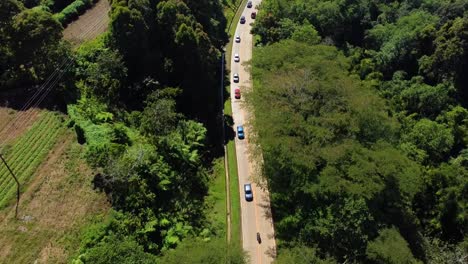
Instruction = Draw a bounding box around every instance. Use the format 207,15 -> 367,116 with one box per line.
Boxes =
247,1 -> 252,8
240,16 -> 246,24
244,183 -> 253,201
233,73 -> 239,83
234,53 -> 240,62
237,125 -> 245,139
251,12 -> 256,19
235,88 -> 241,99
235,35 -> 241,43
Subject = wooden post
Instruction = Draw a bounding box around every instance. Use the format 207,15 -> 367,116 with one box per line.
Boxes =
0,153 -> 20,219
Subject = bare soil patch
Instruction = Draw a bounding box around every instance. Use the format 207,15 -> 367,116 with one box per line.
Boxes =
63,0 -> 111,46
0,108 -> 42,146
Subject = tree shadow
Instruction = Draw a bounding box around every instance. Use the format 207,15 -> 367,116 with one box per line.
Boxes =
224,114 -> 236,144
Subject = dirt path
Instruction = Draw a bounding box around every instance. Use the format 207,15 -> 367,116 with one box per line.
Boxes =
63,0 -> 111,46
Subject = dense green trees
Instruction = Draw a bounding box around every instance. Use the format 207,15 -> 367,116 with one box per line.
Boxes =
250,1 -> 468,261
0,2 -> 69,90
62,0 -> 234,262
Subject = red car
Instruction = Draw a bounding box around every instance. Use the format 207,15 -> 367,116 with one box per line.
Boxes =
235,88 -> 241,99
251,12 -> 256,19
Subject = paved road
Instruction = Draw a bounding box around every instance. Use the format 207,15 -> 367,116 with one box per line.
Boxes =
230,1 -> 276,263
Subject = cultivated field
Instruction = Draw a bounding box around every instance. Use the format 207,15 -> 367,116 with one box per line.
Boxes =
0,111 -> 64,208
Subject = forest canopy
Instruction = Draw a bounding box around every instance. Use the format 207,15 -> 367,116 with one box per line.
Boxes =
251,0 -> 468,263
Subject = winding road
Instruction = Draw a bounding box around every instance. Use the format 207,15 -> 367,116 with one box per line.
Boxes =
230,1 -> 276,263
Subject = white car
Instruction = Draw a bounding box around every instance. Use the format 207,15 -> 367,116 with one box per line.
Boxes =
233,73 -> 239,83
235,35 -> 241,43
234,53 -> 240,62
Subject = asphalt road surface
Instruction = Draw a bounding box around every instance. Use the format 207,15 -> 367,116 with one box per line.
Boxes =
230,1 -> 276,263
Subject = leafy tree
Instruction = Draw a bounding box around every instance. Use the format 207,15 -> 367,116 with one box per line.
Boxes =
291,21 -> 321,45
415,163 -> 468,241
402,118 -> 454,163
108,4 -> 149,78
1,6 -> 69,90
76,41 -> 127,104
366,10 -> 438,76
140,88 -> 183,138
366,228 -> 419,264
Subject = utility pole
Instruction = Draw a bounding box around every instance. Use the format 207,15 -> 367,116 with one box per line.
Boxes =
0,153 -> 20,219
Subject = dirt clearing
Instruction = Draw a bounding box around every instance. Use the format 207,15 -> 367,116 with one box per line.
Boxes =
63,0 -> 111,46
0,108 -> 42,146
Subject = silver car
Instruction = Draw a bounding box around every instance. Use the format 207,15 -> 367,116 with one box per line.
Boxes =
244,183 -> 253,201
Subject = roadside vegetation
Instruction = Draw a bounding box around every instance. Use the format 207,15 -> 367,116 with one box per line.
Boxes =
250,0 -> 468,263
0,0 -> 247,262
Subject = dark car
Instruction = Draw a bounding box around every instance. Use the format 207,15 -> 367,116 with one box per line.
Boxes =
247,1 -> 252,8
233,73 -> 239,83
237,125 -> 245,139
235,88 -> 241,99
251,12 -> 256,19
244,183 -> 253,201
240,16 -> 246,24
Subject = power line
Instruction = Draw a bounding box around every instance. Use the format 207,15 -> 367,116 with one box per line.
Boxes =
0,8 -> 110,218
0,13 -> 108,152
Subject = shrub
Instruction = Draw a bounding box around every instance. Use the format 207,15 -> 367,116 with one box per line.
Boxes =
53,0 -> 94,25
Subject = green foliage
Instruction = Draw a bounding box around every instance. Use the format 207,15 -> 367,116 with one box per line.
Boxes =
139,88 -> 183,138
367,10 -> 438,74
366,228 -> 419,264
291,21 -> 321,45
159,237 -> 247,264
274,245 -> 337,264
402,118 -> 454,163
251,0 -> 468,262
74,235 -> 158,264
250,40 -> 425,261
1,6 -> 70,89
54,0 -> 94,25
75,38 -> 127,104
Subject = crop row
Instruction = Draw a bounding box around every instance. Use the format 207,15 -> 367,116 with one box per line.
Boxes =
0,127 -> 63,207
0,112 -> 64,208
0,113 -> 61,189
0,121 -> 63,206
0,112 -> 57,186
0,113 -> 61,194
0,119 -> 61,193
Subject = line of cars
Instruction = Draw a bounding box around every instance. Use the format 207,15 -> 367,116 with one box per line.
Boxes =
234,1 -> 257,202
240,1 -> 257,24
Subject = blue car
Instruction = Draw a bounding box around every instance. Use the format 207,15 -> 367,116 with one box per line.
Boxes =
237,125 -> 245,139
244,183 -> 253,201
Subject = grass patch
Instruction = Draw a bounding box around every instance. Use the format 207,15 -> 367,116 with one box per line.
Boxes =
223,0 -> 245,243
225,0 -> 248,71
227,139 -> 241,245
206,158 -> 227,238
